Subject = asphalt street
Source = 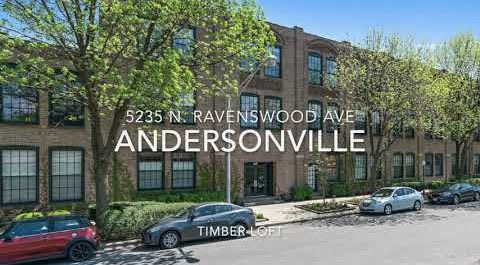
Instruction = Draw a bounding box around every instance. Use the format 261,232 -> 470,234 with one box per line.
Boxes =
36,202 -> 480,265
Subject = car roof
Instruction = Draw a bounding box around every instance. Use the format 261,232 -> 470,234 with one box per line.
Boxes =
196,202 -> 236,207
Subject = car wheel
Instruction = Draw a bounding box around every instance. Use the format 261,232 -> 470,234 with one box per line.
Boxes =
68,241 -> 94,262
453,195 -> 460,205
384,204 -> 392,215
413,200 -> 422,211
232,222 -> 248,238
475,192 -> 480,202
161,231 -> 180,249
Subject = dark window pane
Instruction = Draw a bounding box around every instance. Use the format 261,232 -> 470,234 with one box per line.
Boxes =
393,153 -> 404,179
307,164 -> 318,191
1,149 -> 37,204
240,94 -> 258,128
434,153 -> 443,177
405,153 -> 415,178
265,46 -> 281,77
50,150 -> 83,201
138,152 -> 163,190
49,83 -> 84,126
264,97 -> 282,130
172,152 -> 195,189
424,153 -> 433,177
1,86 -> 38,123
173,28 -> 195,56
173,92 -> 195,124
307,101 -> 322,130
354,153 -> 367,180
308,54 -> 322,85
326,57 -> 336,89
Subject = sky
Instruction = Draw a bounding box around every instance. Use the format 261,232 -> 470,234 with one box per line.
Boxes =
257,0 -> 480,45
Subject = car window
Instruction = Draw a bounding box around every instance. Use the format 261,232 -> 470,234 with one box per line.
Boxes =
403,188 -> 414,195
195,206 -> 216,217
53,219 -> 85,232
372,188 -> 394,197
10,221 -> 49,237
394,188 -> 405,196
448,184 -> 461,191
214,205 -> 232,214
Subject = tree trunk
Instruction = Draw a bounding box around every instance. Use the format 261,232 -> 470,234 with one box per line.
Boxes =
94,158 -> 111,232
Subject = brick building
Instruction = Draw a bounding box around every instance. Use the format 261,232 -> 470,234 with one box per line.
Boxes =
1,23 -> 480,208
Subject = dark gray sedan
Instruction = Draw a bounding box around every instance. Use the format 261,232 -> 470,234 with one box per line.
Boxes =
142,203 -> 256,249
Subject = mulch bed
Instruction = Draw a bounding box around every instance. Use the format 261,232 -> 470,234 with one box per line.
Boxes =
296,201 -> 356,214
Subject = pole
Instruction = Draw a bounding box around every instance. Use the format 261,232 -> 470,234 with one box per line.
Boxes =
226,96 -> 232,203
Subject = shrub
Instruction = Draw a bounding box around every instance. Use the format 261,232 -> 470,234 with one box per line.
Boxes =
329,183 -> 351,197
134,191 -> 225,203
290,185 -> 314,201
393,181 -> 424,191
102,201 -> 195,241
15,212 -> 44,221
48,210 -> 71,216
255,213 -> 264,220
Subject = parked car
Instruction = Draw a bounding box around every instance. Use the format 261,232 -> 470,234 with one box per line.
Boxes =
143,202 -> 255,249
0,215 -> 99,265
431,183 -> 480,204
359,187 -> 424,215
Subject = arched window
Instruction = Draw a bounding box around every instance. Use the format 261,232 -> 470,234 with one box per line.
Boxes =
307,164 -> 318,191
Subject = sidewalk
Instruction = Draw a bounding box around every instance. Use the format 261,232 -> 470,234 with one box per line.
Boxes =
251,195 -> 367,227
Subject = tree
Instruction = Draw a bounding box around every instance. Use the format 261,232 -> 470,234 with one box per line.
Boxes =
0,0 -> 274,231
432,33 -> 480,177
336,30 -> 434,186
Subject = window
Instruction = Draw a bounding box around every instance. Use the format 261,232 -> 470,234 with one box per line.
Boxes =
173,92 -> 195,124
173,28 -> 195,55
264,96 -> 282,130
474,128 -> 480,142
308,53 -> 322,85
405,153 -> 415,179
424,153 -> 433,177
137,152 -> 164,190
0,85 -> 38,124
172,152 -> 195,189
49,148 -> 84,202
326,57 -> 337,89
264,46 -> 281,77
354,153 -> 367,180
354,108 -> 367,132
393,153 -> 404,179
307,164 -> 318,191
10,221 -> 49,237
403,188 -> 415,195
1,148 -> 38,204
371,111 -> 382,136
214,204 -> 232,214
434,153 -> 443,177
307,100 -> 322,130
393,188 -> 405,197
53,219 -> 85,232
194,205 -> 215,217
404,125 -> 414,138
474,154 -> 480,176
326,103 -> 340,133
240,93 -> 259,128
49,85 -> 84,126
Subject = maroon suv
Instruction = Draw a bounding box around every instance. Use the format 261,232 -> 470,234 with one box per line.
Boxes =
0,215 -> 100,264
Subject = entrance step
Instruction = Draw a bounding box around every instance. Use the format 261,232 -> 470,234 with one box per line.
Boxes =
244,196 -> 283,206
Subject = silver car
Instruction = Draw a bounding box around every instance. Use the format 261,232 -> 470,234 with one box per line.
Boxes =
359,187 -> 424,215
142,203 -> 255,249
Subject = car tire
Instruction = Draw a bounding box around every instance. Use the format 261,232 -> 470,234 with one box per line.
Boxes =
68,241 -> 94,262
232,222 -> 248,238
453,195 -> 460,205
474,192 -> 480,202
413,200 -> 422,211
160,230 -> 180,249
384,204 -> 392,215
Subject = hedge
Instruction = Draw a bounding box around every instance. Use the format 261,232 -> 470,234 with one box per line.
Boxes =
101,201 -> 195,241
393,177 -> 480,191
134,191 -> 225,203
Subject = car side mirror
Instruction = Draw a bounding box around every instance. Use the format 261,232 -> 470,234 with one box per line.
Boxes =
393,194 -> 398,199
190,212 -> 199,220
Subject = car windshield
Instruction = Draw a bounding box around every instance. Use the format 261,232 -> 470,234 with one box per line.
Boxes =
372,188 -> 394,197
175,206 -> 196,218
0,223 -> 12,237
448,184 -> 461,191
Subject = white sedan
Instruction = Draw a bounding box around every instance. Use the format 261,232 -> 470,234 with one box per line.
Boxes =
359,187 -> 424,215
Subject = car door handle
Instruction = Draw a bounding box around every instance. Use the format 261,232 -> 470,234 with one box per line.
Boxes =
207,219 -> 212,223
